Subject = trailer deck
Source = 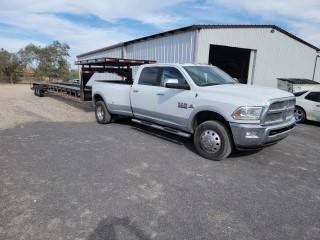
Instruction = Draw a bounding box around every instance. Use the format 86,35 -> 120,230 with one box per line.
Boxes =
31,82 -> 86,100
31,57 -> 156,101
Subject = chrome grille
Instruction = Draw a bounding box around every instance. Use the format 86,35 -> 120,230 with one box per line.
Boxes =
264,112 -> 283,124
262,98 -> 296,125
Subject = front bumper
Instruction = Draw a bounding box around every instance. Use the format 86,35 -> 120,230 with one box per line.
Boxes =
230,118 -> 296,149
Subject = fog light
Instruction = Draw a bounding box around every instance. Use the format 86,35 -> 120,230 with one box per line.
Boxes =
245,131 -> 259,139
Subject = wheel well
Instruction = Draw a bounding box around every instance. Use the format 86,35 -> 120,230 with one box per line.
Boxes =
93,94 -> 104,104
192,111 -> 230,132
295,105 -> 304,110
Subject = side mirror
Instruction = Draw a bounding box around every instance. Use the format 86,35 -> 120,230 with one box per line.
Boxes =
164,78 -> 190,90
164,78 -> 179,85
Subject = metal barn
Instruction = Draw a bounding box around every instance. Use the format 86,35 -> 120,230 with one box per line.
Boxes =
77,25 -> 320,88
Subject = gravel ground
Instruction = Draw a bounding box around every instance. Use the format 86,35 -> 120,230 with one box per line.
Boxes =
0,84 -> 94,129
0,84 -> 320,240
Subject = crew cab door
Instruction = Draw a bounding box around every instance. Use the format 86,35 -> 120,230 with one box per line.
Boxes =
131,66 -> 194,130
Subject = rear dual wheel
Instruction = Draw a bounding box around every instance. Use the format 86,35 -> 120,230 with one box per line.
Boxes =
95,101 -> 111,124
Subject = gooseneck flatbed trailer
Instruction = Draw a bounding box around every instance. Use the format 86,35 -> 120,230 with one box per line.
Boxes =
31,57 -> 156,101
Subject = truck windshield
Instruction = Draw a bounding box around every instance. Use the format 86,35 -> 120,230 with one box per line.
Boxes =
183,66 -> 236,86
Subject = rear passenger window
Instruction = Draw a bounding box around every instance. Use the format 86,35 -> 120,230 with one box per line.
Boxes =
305,92 -> 320,102
138,67 -> 162,86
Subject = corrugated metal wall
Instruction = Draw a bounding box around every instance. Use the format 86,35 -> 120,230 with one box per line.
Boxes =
197,28 -> 318,87
125,31 -> 195,63
77,31 -> 195,64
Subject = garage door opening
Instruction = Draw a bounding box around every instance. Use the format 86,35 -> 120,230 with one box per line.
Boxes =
209,45 -> 251,84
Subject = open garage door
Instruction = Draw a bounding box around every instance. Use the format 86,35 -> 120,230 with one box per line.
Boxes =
209,45 -> 251,84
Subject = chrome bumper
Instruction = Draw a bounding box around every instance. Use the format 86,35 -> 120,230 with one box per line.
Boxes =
230,118 -> 296,149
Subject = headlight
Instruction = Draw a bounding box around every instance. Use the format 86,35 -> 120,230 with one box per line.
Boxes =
232,106 -> 263,120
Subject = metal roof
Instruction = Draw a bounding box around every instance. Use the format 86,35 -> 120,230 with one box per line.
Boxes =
77,24 -> 320,58
75,57 -> 156,66
278,78 -> 320,85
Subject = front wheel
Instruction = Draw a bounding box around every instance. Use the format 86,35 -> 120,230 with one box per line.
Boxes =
194,120 -> 232,161
95,101 -> 111,124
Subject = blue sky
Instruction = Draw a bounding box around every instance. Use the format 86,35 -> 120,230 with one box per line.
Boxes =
0,0 -> 319,67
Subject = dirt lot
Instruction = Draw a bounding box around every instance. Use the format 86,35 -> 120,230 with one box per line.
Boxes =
0,84 -> 320,240
0,84 -> 94,129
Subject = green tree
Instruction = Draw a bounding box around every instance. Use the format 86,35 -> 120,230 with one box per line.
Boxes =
18,41 -> 71,81
0,49 -> 22,84
67,69 -> 79,80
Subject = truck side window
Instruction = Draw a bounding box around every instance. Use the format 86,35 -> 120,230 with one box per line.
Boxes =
305,92 -> 320,103
138,67 -> 162,86
161,67 -> 188,87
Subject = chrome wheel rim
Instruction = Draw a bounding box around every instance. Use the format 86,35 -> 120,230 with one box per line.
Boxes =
200,130 -> 221,153
96,105 -> 104,121
294,108 -> 304,122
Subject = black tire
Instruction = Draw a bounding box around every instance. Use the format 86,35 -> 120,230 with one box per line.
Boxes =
34,87 -> 39,96
194,120 -> 232,161
95,101 -> 111,124
294,106 -> 306,123
38,88 -> 44,97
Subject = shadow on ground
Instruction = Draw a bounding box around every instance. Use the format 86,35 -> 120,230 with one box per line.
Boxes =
303,120 -> 320,127
45,93 -> 94,112
87,217 -> 151,240
120,119 -> 261,158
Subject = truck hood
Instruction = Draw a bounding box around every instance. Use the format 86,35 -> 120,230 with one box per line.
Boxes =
201,84 -> 294,105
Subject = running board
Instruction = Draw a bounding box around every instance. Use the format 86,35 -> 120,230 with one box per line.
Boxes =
132,119 -> 191,138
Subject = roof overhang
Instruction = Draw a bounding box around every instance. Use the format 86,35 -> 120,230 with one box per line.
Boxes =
75,57 -> 156,67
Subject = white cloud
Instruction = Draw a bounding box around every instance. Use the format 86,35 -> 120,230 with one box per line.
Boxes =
0,37 -> 43,52
0,0 -> 186,65
217,0 -> 320,23
216,0 -> 320,47
0,0 -> 184,26
1,0 -> 319,68
0,11 -> 133,65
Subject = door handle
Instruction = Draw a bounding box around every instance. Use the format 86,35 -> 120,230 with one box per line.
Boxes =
156,93 -> 165,96
132,89 -> 139,93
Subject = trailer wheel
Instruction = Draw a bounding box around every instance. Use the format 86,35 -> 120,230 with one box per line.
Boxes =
194,120 -> 232,161
34,86 -> 39,96
95,101 -> 111,124
38,89 -> 44,97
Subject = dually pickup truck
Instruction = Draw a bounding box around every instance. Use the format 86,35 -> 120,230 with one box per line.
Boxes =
90,64 -> 296,160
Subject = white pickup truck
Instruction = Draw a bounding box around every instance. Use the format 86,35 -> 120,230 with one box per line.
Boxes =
90,63 -> 296,160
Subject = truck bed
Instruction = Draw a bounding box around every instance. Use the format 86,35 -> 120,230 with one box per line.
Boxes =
92,81 -> 133,116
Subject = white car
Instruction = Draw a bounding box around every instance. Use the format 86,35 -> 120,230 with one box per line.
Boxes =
294,90 -> 320,122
